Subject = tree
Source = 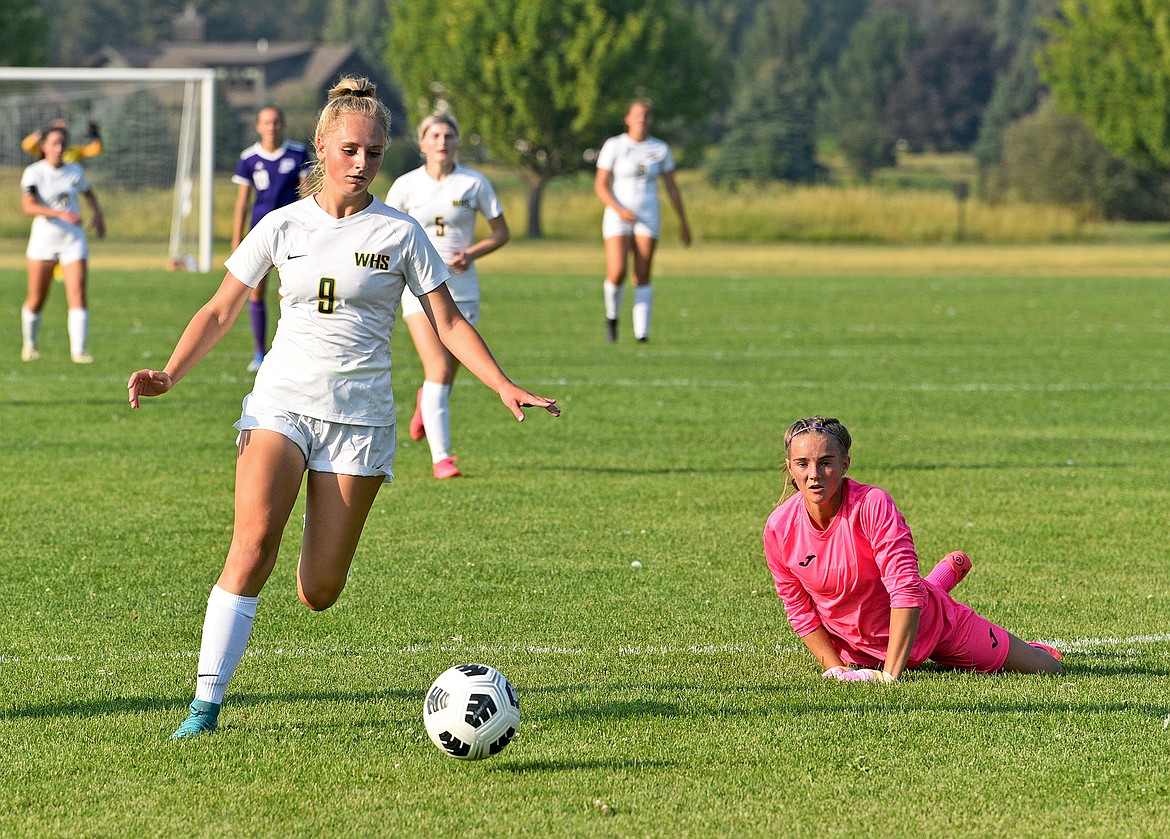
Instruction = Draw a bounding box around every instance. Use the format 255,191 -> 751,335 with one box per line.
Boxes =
1038,0 -> 1170,170
39,0 -> 330,64
387,0 -> 718,238
971,0 -> 1060,170
708,0 -> 865,185
91,90 -> 178,189
323,0 -> 387,66
198,0 -> 328,42
0,0 -> 47,65
39,0 -> 175,64
1000,98 -> 1168,220
820,10 -> 921,180
884,20 -> 1000,151
868,0 -> 996,31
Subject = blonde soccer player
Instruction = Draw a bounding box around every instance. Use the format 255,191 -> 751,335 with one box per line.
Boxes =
594,99 -> 691,344
385,113 -> 510,479
765,416 -> 1064,682
20,124 -> 105,363
128,77 -> 558,739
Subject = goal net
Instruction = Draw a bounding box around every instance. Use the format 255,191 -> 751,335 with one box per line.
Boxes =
0,67 -> 215,272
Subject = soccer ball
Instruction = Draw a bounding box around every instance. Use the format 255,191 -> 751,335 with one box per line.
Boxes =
423,663 -> 520,760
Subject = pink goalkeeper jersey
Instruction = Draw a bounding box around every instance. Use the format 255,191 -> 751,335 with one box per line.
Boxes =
764,479 -> 949,668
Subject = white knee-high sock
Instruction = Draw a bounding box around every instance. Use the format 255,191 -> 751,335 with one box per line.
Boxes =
194,585 -> 258,705
67,308 -> 88,356
21,307 -> 41,350
421,380 -> 452,463
603,281 -> 624,321
632,285 -> 653,339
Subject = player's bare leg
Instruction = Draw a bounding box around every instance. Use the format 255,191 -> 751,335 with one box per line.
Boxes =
1000,633 -> 1064,675
21,260 -> 55,360
297,471 -> 383,608
173,429 -> 305,739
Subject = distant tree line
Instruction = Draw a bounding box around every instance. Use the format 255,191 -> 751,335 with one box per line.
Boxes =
7,0 -> 1169,224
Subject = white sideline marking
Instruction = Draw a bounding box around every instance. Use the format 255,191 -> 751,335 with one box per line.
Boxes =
1,634 -> 1167,665
1042,633 -> 1170,654
529,377 -> 1170,393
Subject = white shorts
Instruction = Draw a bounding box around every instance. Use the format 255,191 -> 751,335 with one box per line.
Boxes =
602,207 -> 659,240
26,219 -> 88,263
234,395 -> 395,482
401,287 -> 480,325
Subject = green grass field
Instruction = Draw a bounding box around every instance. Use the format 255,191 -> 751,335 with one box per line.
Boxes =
1,242 -> 1168,838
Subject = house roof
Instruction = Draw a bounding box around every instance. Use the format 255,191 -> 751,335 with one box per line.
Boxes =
96,40 -> 407,134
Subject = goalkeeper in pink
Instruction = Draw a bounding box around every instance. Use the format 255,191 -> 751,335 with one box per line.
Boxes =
764,416 -> 1063,683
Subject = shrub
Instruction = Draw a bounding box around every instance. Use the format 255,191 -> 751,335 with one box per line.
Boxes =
998,100 -> 1168,221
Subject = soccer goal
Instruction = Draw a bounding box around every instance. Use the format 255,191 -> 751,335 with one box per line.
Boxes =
0,67 -> 215,272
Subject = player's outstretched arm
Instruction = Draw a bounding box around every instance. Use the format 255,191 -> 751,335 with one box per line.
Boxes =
417,285 -> 559,422
128,273 -> 252,409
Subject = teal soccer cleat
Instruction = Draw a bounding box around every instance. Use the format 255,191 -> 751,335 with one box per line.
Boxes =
171,700 -> 221,739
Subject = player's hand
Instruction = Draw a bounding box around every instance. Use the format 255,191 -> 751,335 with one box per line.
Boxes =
498,382 -> 559,422
58,210 -> 82,226
822,666 -> 851,679
127,369 -> 174,409
680,222 -> 692,247
838,668 -> 897,683
617,207 -> 637,223
92,214 -> 106,239
446,251 -> 469,273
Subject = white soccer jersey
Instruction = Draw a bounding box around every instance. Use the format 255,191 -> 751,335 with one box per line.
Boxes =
21,159 -> 90,236
385,165 -> 503,302
225,195 -> 451,426
596,133 -> 676,225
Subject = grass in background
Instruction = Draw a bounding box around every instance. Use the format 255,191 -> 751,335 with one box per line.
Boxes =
0,244 -> 1167,837
0,156 -> 1088,249
463,168 -> 1087,244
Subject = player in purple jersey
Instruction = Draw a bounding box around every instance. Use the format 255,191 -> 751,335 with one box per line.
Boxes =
231,106 -> 310,372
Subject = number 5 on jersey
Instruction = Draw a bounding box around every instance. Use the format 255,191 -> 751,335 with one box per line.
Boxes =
318,277 -> 336,314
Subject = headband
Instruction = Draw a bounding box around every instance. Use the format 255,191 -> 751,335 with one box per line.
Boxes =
786,425 -> 847,453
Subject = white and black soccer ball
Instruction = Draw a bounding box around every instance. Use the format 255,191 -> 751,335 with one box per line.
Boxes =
423,663 -> 520,760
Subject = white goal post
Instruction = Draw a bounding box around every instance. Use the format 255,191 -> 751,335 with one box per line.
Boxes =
0,67 -> 215,272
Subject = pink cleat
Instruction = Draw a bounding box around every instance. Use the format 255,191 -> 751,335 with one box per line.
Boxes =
433,456 -> 461,479
926,550 -> 972,592
1027,641 -> 1063,661
409,387 -> 426,441
943,550 -> 971,584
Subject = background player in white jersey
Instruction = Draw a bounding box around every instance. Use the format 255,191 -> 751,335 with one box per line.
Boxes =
386,113 -> 511,479
231,106 -> 310,372
20,125 -> 106,363
594,99 -> 691,343
127,77 -> 558,739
